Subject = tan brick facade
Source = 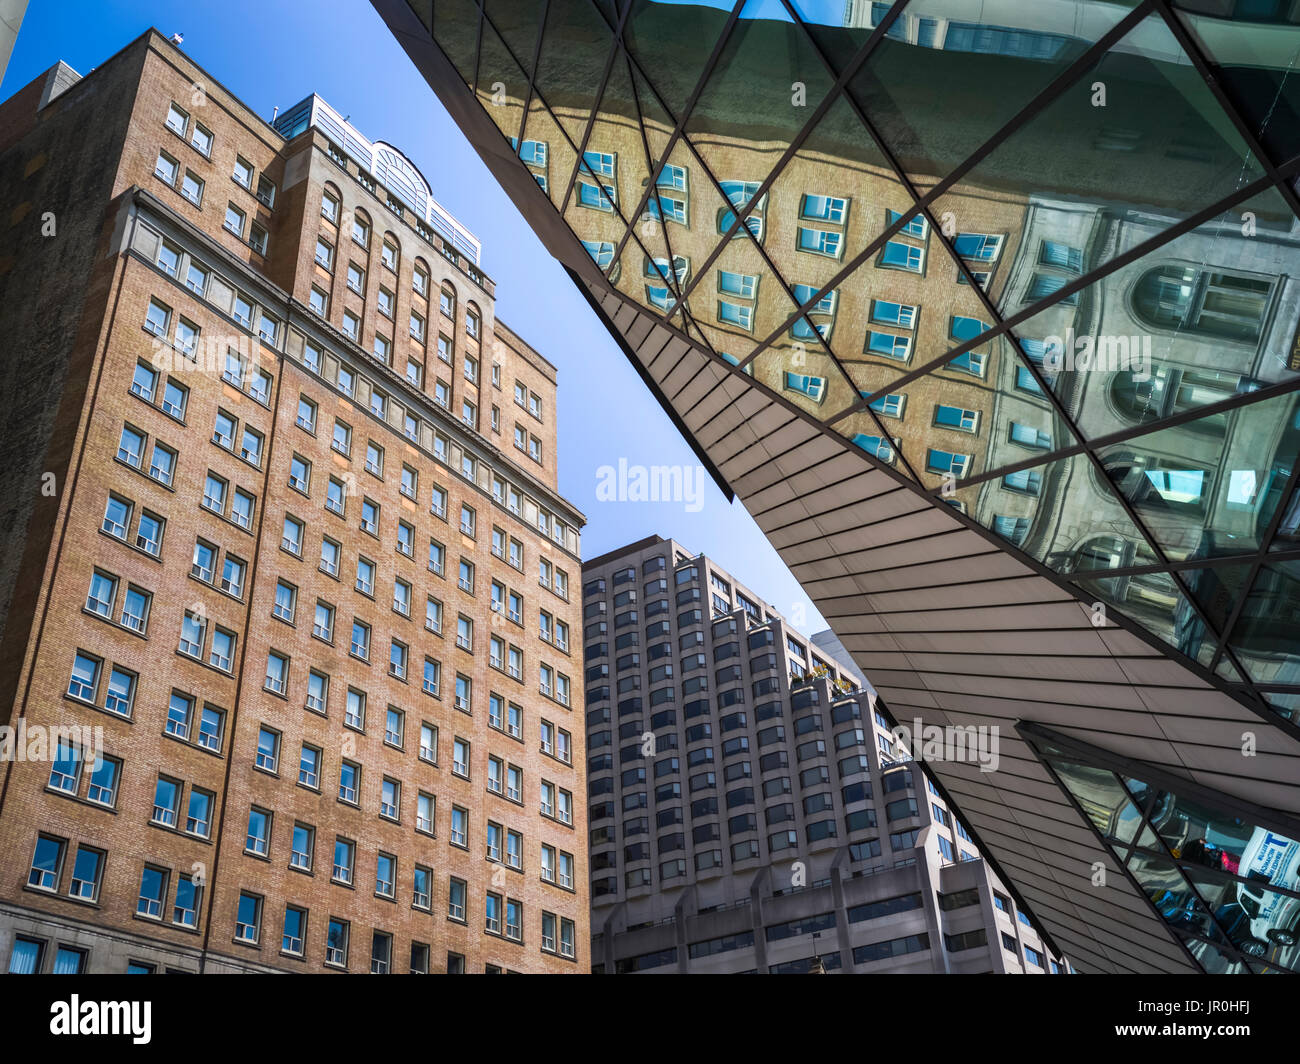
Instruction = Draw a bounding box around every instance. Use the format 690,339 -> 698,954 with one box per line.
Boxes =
0,30 -> 586,974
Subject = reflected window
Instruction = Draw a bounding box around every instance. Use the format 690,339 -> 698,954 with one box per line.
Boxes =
1132,266 -> 1270,342
800,194 -> 848,223
784,373 -> 827,404
719,181 -> 764,239
798,226 -> 842,259
853,434 -> 895,463
582,240 -> 614,271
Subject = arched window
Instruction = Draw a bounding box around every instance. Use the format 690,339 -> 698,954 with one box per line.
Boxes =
466,301 -> 481,340
413,257 -> 430,298
440,283 -> 456,321
320,182 -> 342,224
1131,265 -> 1270,342
351,207 -> 372,250
1108,367 -> 1234,432
1066,534 -> 1157,574
381,233 -> 401,273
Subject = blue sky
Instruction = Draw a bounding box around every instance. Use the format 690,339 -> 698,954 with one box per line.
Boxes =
3,0 -> 828,633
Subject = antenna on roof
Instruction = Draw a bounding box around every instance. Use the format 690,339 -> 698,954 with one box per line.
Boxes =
168,32 -> 184,45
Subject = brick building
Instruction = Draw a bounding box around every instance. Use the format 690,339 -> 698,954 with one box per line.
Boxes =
0,29 -> 587,974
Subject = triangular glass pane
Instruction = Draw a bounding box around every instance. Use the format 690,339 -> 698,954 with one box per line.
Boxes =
843,1 -> 1141,183
473,17 -> 531,145
532,0 -> 621,148
516,98 -> 582,212
997,186 -> 1297,444
958,448 -> 1163,576
748,328 -> 862,425
684,0 -> 837,149
1225,559 -> 1300,688
1261,690 -> 1300,724
824,222 -> 998,398
484,0 -> 547,78
1074,571 -> 1217,665
623,0 -> 736,123
690,227 -> 797,365
1170,5 -> 1300,163
1094,389 -> 1300,562
786,0 -> 878,75
929,11 -> 1270,288
1214,653 -> 1245,684
1040,758 -> 1132,840
430,0 -> 480,85
829,408 -> 917,483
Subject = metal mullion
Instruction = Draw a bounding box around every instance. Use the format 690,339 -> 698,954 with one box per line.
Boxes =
883,168 -> 1206,641
826,160 -> 1300,425
1150,0 -> 1300,221
468,0 -> 485,93
1212,644 -> 1268,694
1021,722 -> 1300,847
926,444 -> 1086,497
1024,749 -> 1208,973
735,1 -> 1157,372
515,0 -> 552,144
1118,786 -> 1300,972
1207,450 -> 1300,674
557,2 -> 631,216
664,0 -> 916,315
601,0 -> 748,279
923,327 -> 1300,498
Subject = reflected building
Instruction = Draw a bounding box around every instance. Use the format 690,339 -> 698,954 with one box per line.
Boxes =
376,0 -> 1300,972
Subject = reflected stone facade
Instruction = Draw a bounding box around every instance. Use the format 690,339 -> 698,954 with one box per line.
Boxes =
377,0 -> 1300,972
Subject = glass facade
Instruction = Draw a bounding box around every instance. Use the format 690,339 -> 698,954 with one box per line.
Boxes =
401,0 -> 1300,724
1024,724 -> 1300,975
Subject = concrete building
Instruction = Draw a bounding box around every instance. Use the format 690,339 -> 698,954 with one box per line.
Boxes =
583,536 -> 1063,973
377,0 -> 1300,973
0,29 -> 586,974
811,628 -> 870,693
